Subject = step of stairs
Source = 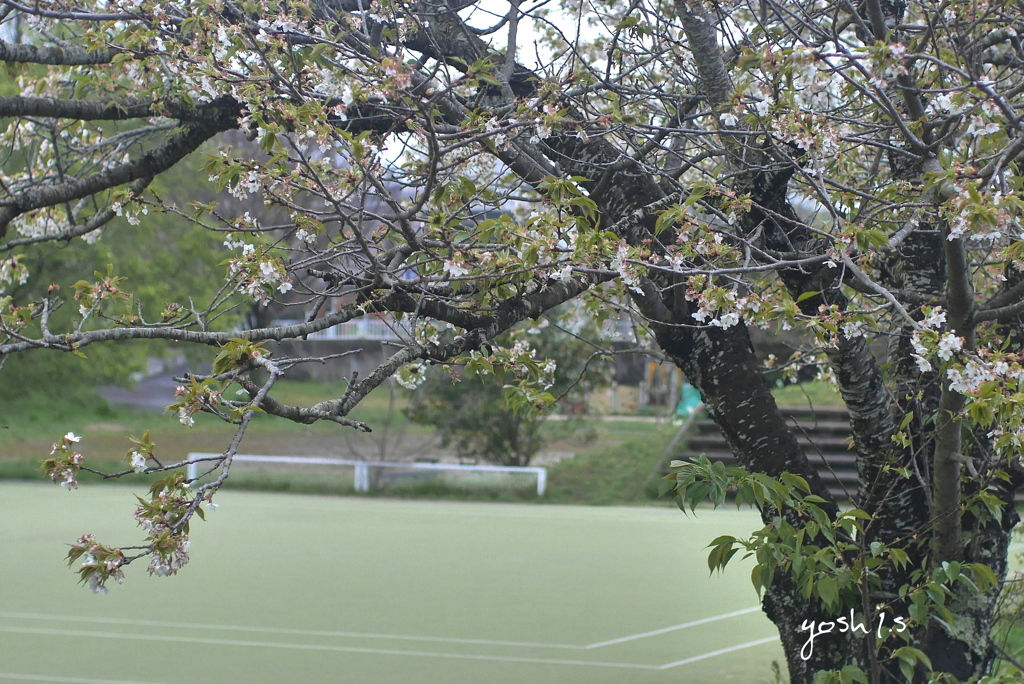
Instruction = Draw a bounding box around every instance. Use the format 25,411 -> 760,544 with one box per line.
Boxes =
672,406 -> 1022,503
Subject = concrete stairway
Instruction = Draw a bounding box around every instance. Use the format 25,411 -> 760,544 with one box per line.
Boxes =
676,405 -> 1024,504
678,405 -> 860,501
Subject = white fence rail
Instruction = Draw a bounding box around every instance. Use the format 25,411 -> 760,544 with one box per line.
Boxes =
186,453 -> 547,496
270,319 -> 405,341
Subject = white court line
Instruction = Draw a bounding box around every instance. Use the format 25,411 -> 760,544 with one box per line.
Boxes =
0,624 -> 781,672
657,636 -> 780,669
0,674 -> 173,684
0,625 -> 657,671
585,606 -> 761,649
1,607 -> 763,651
0,612 -> 578,651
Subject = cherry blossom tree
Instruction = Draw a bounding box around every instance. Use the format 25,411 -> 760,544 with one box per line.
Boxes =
3,0 -> 1024,681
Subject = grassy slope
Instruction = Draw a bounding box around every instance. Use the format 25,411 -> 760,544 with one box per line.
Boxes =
545,424 -> 679,505
1,379 -> 844,505
1,381 -> 681,505
771,380 -> 845,408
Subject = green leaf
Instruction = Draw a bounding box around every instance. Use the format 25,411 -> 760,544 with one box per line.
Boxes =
970,562 -> 998,592
888,547 -> 910,569
779,471 -> 810,494
817,575 -> 838,608
750,563 -> 763,594
840,665 -> 869,684
614,16 -> 641,30
893,646 -> 931,682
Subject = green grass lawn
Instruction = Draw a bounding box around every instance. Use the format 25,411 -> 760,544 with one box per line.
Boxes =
771,380 -> 845,408
0,482 -> 784,684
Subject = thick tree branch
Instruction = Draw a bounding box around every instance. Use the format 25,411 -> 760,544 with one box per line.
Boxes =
0,37 -> 117,65
0,95 -> 236,122
0,100 -> 240,237
932,230 -> 975,563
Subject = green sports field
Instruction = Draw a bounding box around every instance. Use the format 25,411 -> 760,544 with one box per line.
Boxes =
0,483 -> 784,683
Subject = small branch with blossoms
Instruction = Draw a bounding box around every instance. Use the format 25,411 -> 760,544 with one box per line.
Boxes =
44,343 -> 293,593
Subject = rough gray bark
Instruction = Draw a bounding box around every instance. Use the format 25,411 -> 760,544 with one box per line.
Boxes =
0,38 -> 116,64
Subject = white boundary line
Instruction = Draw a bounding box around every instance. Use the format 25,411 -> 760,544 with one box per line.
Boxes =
0,675 -> 174,684
657,636 -> 780,669
0,612 -> 578,651
0,626 -> 657,671
1,607 -> 762,651
0,622 -> 780,671
585,606 -> 761,649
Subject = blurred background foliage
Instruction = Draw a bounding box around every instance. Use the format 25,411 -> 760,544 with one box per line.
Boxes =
407,303 -> 613,466
0,151 -> 235,400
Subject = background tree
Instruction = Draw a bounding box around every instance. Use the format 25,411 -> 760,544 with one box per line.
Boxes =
3,1 -> 1024,681
408,302 -> 611,466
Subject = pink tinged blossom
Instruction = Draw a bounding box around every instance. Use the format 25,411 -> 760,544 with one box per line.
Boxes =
130,451 -> 147,474
64,432 -> 81,443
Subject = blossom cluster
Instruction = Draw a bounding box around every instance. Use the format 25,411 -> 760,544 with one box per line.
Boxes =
395,361 -> 428,390
464,339 -> 558,393
686,276 -> 759,330
148,531 -> 192,577
945,359 -> 1019,395
125,431 -> 156,474
224,241 -> 293,305
42,433 -> 84,490
134,475 -> 198,577
909,308 -> 961,373
67,535 -> 126,595
0,256 -> 29,293
169,381 -> 223,427
610,241 -> 645,295
72,271 -> 131,320
942,181 -> 1019,243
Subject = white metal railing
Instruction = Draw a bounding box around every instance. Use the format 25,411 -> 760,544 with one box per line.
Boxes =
186,453 -> 548,496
